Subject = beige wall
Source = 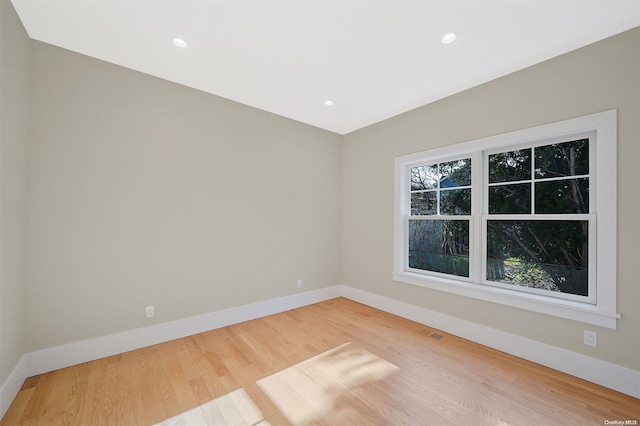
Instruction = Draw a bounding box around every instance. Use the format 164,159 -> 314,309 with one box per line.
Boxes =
0,1 -> 29,384
342,27 -> 640,370
2,8 -> 637,387
26,41 -> 342,351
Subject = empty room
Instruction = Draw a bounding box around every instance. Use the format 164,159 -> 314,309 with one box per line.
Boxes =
1,0 -> 639,424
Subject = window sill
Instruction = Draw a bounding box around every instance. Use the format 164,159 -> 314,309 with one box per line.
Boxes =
392,271 -> 620,329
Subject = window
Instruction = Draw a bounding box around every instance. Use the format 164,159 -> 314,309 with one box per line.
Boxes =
394,111 -> 619,328
484,137 -> 594,304
409,159 -> 471,278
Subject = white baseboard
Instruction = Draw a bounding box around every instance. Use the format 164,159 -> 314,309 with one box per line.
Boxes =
0,285 -> 341,420
26,286 -> 342,377
2,282 -> 638,421
0,355 -> 28,419
339,285 -> 640,399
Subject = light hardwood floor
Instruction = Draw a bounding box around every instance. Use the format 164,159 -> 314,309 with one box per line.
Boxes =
2,298 -> 638,425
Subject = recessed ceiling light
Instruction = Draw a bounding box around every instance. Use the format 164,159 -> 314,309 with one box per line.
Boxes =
173,38 -> 188,48
324,100 -> 334,106
441,33 -> 457,44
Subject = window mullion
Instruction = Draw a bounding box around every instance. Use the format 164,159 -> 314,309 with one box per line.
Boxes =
531,147 -> 535,214
472,151 -> 483,282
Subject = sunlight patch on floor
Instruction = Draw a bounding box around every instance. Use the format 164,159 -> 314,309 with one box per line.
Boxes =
154,388 -> 269,426
257,342 -> 399,425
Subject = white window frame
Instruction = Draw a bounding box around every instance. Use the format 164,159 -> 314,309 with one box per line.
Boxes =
405,154 -> 476,282
393,110 -> 619,328
482,133 -> 596,304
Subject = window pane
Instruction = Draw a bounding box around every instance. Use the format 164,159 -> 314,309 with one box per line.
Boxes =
535,178 -> 589,214
411,191 -> 437,215
486,220 -> 588,296
535,139 -> 589,179
440,188 -> 471,215
489,184 -> 531,214
439,158 -> 471,187
411,165 -> 438,190
408,220 -> 469,277
489,149 -> 531,183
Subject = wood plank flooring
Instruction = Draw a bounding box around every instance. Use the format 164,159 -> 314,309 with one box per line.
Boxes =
2,297 -> 638,425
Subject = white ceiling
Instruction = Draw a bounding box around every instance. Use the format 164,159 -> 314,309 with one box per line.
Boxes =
11,1 -> 640,135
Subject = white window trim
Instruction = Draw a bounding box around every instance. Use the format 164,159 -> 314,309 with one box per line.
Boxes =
393,110 -> 619,329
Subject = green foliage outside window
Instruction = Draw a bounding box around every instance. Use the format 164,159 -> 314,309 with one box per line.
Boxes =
487,139 -> 589,296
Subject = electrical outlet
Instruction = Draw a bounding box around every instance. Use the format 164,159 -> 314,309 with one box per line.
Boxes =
146,305 -> 155,318
583,330 -> 597,347
297,279 -> 303,289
